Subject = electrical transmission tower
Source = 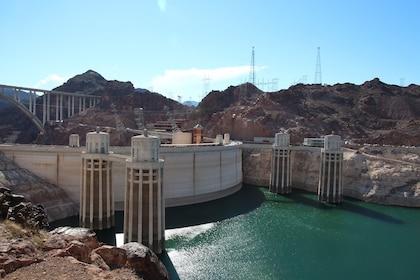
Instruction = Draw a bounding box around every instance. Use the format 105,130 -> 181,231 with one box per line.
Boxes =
134,108 -> 144,130
249,46 -> 255,85
202,75 -> 211,99
164,105 -> 181,133
314,47 -> 322,84
111,103 -> 126,132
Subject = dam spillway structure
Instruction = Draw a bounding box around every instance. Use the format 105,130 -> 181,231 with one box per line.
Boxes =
80,128 -> 114,230
269,132 -> 292,194
318,133 -> 343,203
124,131 -> 165,254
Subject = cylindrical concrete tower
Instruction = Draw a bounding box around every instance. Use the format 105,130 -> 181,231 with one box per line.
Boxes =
318,134 -> 343,203
80,129 -> 114,230
269,133 -> 292,194
124,132 -> 165,254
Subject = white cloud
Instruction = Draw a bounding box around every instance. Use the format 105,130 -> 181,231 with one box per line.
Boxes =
34,74 -> 71,90
149,65 -> 267,97
157,0 -> 167,12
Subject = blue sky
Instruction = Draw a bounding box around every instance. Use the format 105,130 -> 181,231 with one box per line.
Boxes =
1,0 -> 419,101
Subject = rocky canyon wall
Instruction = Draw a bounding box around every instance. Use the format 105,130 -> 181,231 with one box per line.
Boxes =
242,145 -> 420,207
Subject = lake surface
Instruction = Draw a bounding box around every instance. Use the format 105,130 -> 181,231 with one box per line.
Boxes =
164,185 -> 420,280
49,185 -> 420,279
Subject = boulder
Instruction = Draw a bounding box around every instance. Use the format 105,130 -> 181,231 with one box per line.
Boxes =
92,245 -> 127,269
121,242 -> 169,280
46,226 -> 100,250
0,187 -> 49,229
55,240 -> 91,263
0,239 -> 42,274
7,201 -> 49,229
89,251 -> 110,271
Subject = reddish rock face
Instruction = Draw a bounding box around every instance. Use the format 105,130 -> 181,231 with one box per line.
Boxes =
185,79 -> 419,145
0,239 -> 41,274
92,245 -> 127,269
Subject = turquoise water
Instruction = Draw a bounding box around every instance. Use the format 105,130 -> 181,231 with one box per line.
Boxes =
164,185 -> 420,280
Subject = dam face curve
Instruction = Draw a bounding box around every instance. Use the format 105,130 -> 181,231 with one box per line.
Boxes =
0,143 -> 243,214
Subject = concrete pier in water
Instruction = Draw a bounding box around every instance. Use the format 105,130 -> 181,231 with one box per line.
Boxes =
124,133 -> 165,254
80,129 -> 115,230
318,134 -> 343,203
269,133 -> 292,194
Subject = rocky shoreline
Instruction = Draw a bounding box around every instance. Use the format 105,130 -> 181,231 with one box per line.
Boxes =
243,145 -> 420,207
0,187 -> 168,279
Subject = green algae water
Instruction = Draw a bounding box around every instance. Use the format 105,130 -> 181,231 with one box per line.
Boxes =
164,185 -> 420,280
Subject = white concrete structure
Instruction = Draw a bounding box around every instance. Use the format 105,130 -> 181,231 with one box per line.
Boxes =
269,133 -> 292,194
80,130 -> 114,229
172,132 -> 192,144
124,133 -> 165,253
223,133 -> 230,145
161,143 -> 242,207
69,134 -> 80,147
0,141 -> 243,214
318,134 -> 343,203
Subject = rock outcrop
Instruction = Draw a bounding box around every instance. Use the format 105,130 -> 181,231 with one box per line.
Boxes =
185,79 -> 419,146
44,227 -> 168,280
0,224 -> 169,279
0,187 -> 49,229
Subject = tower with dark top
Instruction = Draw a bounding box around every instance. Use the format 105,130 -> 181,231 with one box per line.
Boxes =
269,133 -> 292,194
318,133 -> 343,203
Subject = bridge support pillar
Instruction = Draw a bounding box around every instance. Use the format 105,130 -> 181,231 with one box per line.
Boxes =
80,129 -> 114,230
269,133 -> 292,194
124,132 -> 165,254
71,95 -> 75,116
318,133 -> 343,203
43,93 -> 46,125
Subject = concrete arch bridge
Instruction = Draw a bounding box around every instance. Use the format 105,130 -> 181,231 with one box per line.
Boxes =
0,84 -> 101,134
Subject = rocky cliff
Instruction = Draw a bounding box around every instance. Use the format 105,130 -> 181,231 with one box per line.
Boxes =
1,72 -> 418,146
242,145 -> 420,207
0,152 -> 78,221
184,79 -> 419,146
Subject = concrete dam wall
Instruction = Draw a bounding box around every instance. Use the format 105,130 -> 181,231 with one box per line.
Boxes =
0,143 -> 242,213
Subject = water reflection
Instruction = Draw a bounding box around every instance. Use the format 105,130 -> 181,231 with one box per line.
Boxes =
165,184 -> 265,229
267,188 -> 404,224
